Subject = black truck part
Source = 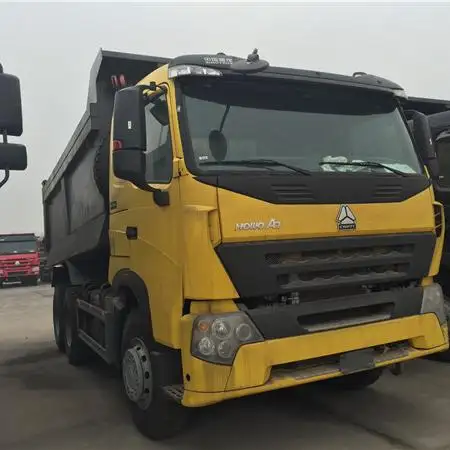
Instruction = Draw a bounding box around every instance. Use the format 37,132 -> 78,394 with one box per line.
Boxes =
42,50 -> 169,277
402,96 -> 450,116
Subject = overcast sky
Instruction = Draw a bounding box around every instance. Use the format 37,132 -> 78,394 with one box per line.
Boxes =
1,2 -> 450,234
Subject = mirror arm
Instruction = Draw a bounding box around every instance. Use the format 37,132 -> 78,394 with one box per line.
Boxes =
0,169 -> 10,189
0,129 -> 10,189
134,181 -> 159,193
144,82 -> 169,104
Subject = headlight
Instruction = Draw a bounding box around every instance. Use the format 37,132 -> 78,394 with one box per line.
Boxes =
421,283 -> 446,325
31,266 -> 40,273
191,312 -> 263,365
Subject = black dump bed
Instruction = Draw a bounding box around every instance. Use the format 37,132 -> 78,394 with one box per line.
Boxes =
403,96 -> 450,116
402,96 -> 450,138
42,49 -> 169,271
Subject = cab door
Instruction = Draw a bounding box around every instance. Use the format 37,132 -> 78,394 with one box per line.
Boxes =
109,87 -> 183,347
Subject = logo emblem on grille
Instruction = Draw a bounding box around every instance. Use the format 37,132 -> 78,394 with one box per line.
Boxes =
337,205 -> 356,231
14,261 -> 20,266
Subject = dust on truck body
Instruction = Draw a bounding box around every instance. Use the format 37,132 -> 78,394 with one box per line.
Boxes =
44,49 -> 449,439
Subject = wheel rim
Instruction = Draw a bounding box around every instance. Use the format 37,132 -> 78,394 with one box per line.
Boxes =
122,338 -> 152,409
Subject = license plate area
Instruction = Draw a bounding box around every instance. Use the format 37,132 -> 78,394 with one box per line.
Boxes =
339,348 -> 375,375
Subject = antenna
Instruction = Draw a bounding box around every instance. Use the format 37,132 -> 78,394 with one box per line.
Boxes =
247,49 -> 259,63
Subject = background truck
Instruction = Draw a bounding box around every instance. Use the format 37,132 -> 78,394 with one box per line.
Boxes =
401,97 -> 450,344
44,49 -> 448,440
0,233 -> 40,286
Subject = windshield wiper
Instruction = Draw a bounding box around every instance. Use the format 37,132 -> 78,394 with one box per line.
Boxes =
200,159 -> 311,175
319,160 -> 407,177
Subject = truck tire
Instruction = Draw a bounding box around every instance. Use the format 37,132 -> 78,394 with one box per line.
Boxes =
121,309 -> 189,440
324,368 -> 383,390
433,296 -> 450,362
53,285 -> 66,353
63,288 -> 92,366
29,276 -> 38,287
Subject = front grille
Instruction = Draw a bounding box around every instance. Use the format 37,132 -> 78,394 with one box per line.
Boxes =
216,233 -> 435,297
272,184 -> 314,203
373,184 -> 403,201
2,259 -> 33,267
269,242 -> 413,290
271,242 -> 422,292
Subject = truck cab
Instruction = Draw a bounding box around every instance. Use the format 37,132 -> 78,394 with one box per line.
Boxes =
0,233 -> 40,286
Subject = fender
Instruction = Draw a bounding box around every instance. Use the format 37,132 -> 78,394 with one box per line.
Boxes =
110,269 -> 182,383
110,269 -> 153,366
51,264 -> 70,287
111,268 -> 151,319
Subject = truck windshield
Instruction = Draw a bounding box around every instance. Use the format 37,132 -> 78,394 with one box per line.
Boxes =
179,79 -> 423,175
0,241 -> 36,254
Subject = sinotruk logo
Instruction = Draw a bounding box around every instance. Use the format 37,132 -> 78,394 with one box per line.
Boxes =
337,205 -> 356,231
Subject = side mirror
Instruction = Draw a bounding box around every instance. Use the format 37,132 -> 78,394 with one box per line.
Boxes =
112,85 -> 172,189
405,110 -> 439,179
0,71 -> 23,137
0,143 -> 27,171
112,86 -> 147,185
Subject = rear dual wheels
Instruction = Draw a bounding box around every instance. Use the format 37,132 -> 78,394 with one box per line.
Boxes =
63,288 -> 92,366
53,285 -> 91,364
121,310 -> 189,440
53,285 -> 66,353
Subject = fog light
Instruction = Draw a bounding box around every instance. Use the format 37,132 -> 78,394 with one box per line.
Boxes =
198,337 -> 215,356
421,283 -> 446,324
217,340 -> 233,359
236,323 -> 253,342
211,319 -> 232,340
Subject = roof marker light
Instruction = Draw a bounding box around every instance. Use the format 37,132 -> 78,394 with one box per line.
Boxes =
168,65 -> 223,79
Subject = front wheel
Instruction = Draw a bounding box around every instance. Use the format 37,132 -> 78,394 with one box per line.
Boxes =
121,310 -> 189,440
324,368 -> 383,390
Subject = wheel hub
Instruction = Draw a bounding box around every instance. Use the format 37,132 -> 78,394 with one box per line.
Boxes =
122,339 -> 152,407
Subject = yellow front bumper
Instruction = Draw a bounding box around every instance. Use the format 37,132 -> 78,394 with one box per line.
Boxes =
181,314 -> 448,407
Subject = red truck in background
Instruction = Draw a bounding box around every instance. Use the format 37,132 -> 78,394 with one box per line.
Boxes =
0,233 -> 39,286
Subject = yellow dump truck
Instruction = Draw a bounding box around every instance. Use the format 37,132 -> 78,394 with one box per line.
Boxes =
44,49 -> 448,440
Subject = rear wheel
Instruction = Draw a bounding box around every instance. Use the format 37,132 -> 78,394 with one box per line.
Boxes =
63,287 -> 92,366
121,309 -> 189,440
53,285 -> 66,353
324,368 -> 383,390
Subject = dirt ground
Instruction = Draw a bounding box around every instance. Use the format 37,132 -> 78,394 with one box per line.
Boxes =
3,284 -> 450,450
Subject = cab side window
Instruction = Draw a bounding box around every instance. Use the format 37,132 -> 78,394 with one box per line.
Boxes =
144,93 -> 173,184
